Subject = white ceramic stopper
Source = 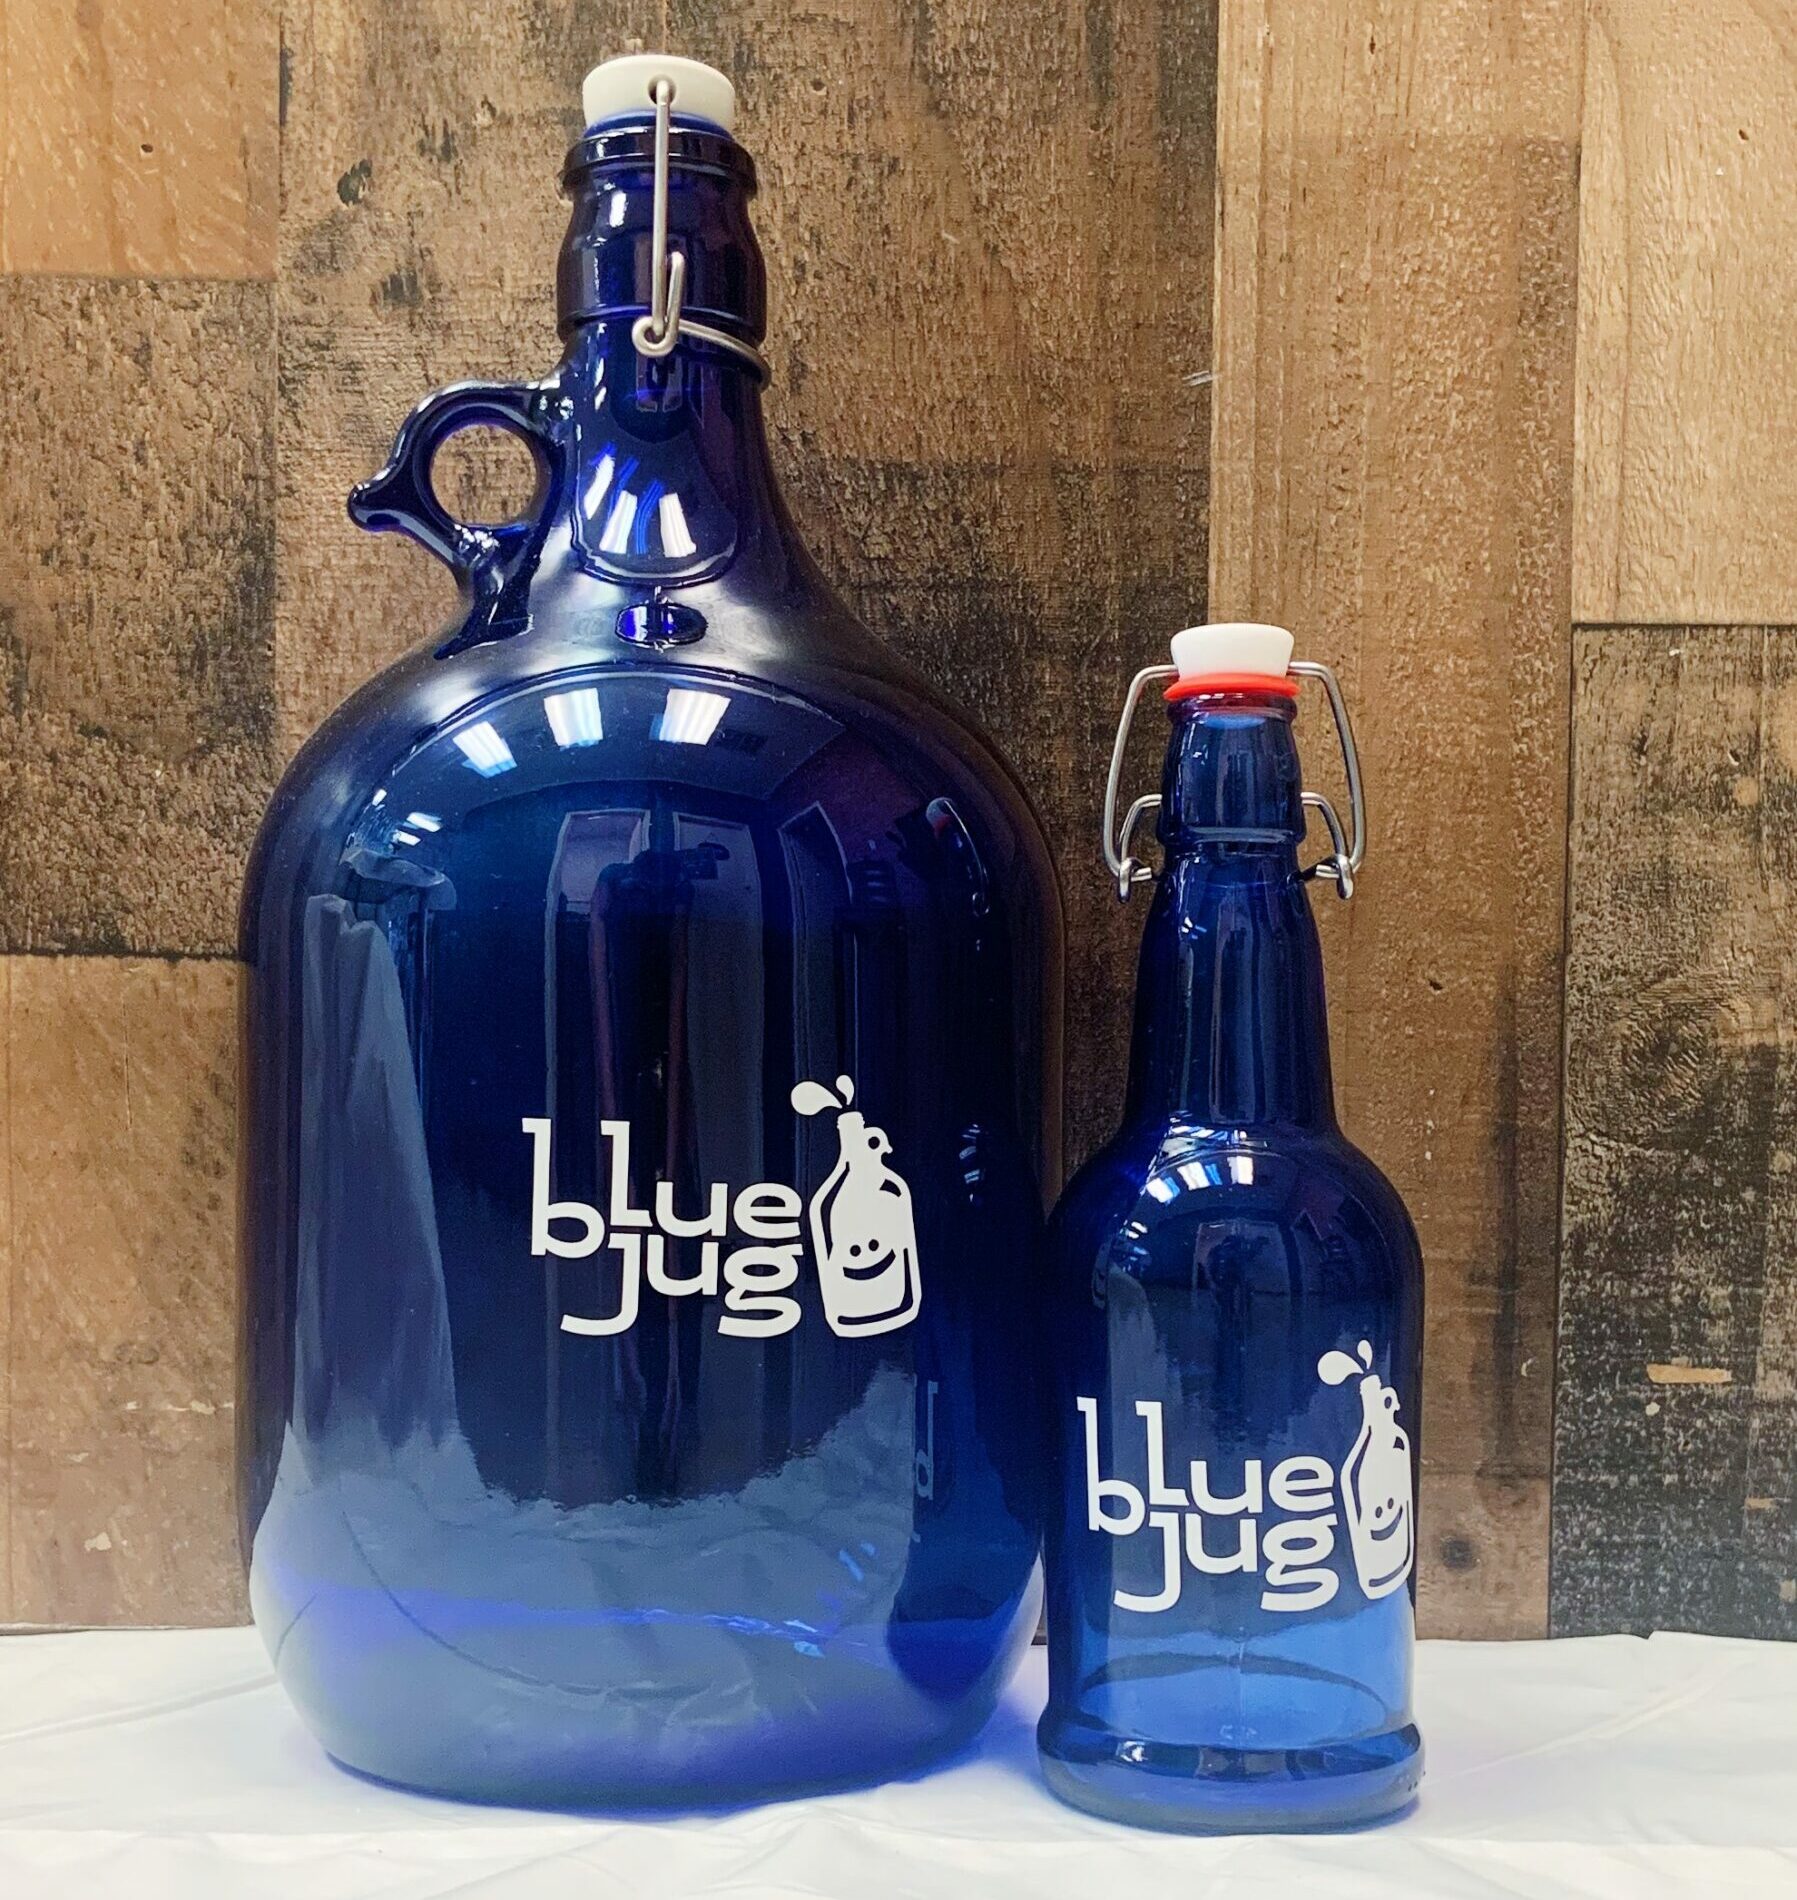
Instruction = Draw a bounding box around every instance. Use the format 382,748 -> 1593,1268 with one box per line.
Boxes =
1169,622 -> 1295,682
582,54 -> 736,132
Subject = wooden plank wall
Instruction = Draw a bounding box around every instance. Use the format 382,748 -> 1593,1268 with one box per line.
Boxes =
3,0 -> 1794,1641
1553,0 -> 1797,1639
1210,0 -> 1583,1637
0,1 -> 276,1624
1210,0 -> 1797,1640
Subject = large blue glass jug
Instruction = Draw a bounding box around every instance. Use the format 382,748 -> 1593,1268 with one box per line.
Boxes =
1037,626 -> 1422,1831
238,55 -> 1061,1808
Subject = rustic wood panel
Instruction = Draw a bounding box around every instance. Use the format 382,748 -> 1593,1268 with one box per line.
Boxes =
0,277 -> 277,956
0,962 -> 11,1614
1556,3 -> 1797,1635
277,0 -> 1216,1167
0,1 -> 278,1625
1574,0 -> 1797,626
1555,628 -> 1797,1638
0,0 -> 277,279
2,956 -> 243,1627
1212,0 -> 1583,1636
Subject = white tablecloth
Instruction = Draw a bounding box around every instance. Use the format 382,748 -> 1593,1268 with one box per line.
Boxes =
0,1626 -> 1790,1897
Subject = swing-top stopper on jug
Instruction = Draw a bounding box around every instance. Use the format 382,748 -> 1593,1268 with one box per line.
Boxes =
582,53 -> 736,131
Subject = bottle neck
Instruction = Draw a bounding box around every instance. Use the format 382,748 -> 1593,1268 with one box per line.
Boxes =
558,119 -> 766,346
552,122 -> 793,597
1123,696 -> 1337,1131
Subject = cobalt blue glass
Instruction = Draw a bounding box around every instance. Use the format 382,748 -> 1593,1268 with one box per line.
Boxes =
238,66 -> 1061,1809
1037,677 -> 1423,1831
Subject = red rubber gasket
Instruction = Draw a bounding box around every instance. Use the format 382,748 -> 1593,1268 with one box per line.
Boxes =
1164,672 -> 1301,702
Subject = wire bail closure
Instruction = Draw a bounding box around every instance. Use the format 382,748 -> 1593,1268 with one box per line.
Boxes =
630,77 -> 771,382
1100,659 -> 1366,903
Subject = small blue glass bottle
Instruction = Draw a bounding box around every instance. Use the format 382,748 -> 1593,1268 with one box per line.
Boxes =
1038,623 -> 1423,1832
238,55 -> 1060,1807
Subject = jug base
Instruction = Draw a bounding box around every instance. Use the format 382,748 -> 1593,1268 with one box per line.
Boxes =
1036,1713 -> 1422,1834
325,1710 -> 990,1816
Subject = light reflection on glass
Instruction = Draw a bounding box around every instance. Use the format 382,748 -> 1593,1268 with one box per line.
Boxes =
657,491 -> 697,558
392,829 -> 421,847
1228,1154 -> 1254,1186
545,688 -> 605,748
405,811 -> 442,832
581,450 -> 708,569
657,687 -> 729,746
1145,1176 -> 1177,1204
597,485 -> 641,555
453,721 -> 517,777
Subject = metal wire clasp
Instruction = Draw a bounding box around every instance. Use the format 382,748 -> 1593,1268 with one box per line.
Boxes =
1101,664 -> 1177,900
1100,658 -> 1367,902
631,77 -> 771,381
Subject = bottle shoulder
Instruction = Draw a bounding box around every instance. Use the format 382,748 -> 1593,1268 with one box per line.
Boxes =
1051,1119 -> 1421,1288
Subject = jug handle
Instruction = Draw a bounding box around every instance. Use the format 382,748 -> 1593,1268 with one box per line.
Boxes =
348,380 -> 557,593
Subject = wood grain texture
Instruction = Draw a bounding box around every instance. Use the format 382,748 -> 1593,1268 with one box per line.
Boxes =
0,277 -> 276,956
0,963 -> 11,1613
1211,0 -> 1583,1635
1555,628 -> 1797,1639
0,0 -> 277,279
278,0 -> 1217,1169
1574,0 -> 1797,626
2,957 -> 243,1628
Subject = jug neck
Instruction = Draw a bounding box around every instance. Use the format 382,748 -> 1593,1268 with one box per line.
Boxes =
558,117 -> 767,351
551,118 -> 795,597
559,319 -> 787,532
1123,694 -> 1337,1131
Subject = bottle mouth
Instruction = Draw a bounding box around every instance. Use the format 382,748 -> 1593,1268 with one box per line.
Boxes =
560,121 -> 756,196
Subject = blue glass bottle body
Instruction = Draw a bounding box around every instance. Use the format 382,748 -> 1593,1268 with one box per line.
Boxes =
1038,689 -> 1423,1831
238,108 -> 1061,1808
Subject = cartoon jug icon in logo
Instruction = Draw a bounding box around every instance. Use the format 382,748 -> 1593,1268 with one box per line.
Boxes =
792,1077 -> 921,1337
1318,1340 -> 1414,1599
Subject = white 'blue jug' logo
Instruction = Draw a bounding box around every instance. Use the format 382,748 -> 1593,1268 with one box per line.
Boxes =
1080,1340 -> 1414,1616
522,1076 -> 921,1341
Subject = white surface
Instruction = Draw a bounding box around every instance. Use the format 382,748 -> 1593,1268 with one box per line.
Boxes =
1170,620 -> 1295,682
0,1627 -> 1792,1898
583,54 -> 735,131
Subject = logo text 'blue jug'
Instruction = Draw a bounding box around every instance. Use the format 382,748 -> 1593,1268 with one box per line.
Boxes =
524,1075 -> 923,1340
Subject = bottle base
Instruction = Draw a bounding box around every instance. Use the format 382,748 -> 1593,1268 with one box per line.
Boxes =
1037,1713 -> 1422,1834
